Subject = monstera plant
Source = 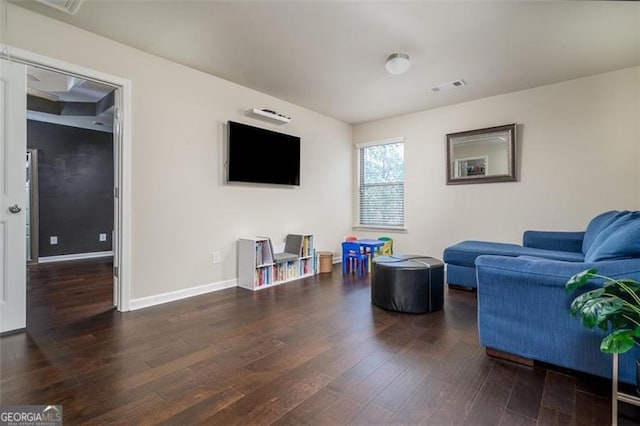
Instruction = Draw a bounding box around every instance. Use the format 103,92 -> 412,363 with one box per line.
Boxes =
566,269 -> 640,354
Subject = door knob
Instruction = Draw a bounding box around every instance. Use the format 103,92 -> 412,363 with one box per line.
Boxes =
8,204 -> 21,214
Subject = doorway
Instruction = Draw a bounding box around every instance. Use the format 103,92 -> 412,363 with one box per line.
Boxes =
26,65 -> 116,264
25,65 -> 117,322
1,46 -> 132,334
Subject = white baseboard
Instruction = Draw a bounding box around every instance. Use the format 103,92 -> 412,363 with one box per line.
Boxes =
129,278 -> 238,311
38,251 -> 114,263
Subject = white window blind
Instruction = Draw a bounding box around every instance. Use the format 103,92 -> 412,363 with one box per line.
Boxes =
358,140 -> 404,227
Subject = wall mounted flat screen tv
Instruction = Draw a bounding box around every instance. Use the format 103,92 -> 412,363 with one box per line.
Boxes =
227,121 -> 300,186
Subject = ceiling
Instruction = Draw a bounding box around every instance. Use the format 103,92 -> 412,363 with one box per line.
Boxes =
13,1 -> 640,124
27,66 -> 115,132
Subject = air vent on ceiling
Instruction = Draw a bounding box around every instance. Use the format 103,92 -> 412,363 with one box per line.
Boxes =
35,0 -> 84,15
430,79 -> 467,93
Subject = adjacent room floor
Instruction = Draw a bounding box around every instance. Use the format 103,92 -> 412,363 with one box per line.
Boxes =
26,258 -> 115,332
1,260 -> 638,425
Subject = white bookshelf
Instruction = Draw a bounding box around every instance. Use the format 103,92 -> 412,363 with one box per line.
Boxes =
237,234 -> 317,291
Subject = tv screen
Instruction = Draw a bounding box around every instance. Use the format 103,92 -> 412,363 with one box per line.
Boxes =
227,121 -> 300,186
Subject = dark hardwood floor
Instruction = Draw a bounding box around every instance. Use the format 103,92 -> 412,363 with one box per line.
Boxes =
25,258 -> 115,332
1,259 -> 638,425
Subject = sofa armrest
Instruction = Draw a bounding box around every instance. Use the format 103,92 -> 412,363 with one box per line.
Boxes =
522,231 -> 584,253
475,254 -> 640,384
476,254 -> 640,284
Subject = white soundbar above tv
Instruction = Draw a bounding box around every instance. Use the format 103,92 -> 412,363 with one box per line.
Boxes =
250,108 -> 291,123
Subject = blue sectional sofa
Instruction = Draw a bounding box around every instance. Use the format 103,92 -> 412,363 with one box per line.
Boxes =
443,210 -> 640,384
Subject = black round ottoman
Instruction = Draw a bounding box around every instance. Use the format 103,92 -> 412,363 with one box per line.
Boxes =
371,255 -> 444,314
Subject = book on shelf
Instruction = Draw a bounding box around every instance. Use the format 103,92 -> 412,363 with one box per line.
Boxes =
254,239 -> 274,267
301,235 -> 313,257
255,265 -> 273,286
314,250 -> 319,273
274,263 -> 286,282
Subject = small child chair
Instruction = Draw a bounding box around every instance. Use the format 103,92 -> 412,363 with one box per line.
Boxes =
342,241 -> 368,275
378,237 -> 393,255
379,240 -> 393,256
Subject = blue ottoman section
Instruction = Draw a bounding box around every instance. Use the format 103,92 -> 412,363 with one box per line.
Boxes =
444,240 -> 585,288
443,210 -> 640,288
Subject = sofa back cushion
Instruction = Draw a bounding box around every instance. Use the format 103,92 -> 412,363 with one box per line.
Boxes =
582,210 -> 626,254
584,211 -> 640,262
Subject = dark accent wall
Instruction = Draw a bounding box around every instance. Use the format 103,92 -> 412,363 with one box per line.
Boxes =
27,120 -> 114,257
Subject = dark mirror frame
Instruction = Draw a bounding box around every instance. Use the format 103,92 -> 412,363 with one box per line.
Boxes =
446,123 -> 517,185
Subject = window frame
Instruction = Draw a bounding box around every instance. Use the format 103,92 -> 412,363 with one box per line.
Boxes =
354,137 -> 406,232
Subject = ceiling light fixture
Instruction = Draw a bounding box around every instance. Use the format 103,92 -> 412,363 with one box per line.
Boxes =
385,53 -> 410,75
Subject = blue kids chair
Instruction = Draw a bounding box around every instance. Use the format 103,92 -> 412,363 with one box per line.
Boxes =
342,241 -> 368,275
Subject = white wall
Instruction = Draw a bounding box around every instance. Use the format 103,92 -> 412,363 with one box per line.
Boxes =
637,67 -> 640,208
353,67 -> 640,258
7,4 -> 353,300
7,4 -> 639,302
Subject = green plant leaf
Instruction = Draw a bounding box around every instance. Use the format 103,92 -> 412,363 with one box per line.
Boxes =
601,329 -> 637,354
569,288 -> 605,317
568,270 -> 640,353
573,296 -> 624,329
603,280 -> 640,310
565,269 -> 598,293
603,280 -> 640,296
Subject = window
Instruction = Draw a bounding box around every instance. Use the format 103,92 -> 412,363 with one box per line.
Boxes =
357,138 -> 404,228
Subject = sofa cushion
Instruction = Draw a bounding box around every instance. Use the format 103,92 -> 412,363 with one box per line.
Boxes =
443,240 -> 585,267
523,231 -> 584,252
582,210 -> 626,254
585,211 -> 640,262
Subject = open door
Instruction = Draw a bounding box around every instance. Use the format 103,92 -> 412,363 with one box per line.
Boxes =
0,58 -> 27,333
112,89 -> 121,307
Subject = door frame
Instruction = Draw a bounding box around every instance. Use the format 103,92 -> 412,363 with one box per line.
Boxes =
26,149 -> 38,265
2,46 -> 132,311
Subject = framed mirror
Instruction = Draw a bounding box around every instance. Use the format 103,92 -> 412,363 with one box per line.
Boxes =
446,123 -> 517,185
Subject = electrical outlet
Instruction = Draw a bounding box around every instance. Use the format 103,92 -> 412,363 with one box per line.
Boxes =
99,233 -> 107,242
50,236 -> 58,245
213,251 -> 221,264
